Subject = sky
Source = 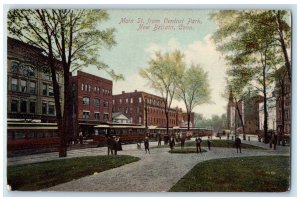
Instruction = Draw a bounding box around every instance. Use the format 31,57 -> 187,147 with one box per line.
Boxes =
79,10 -> 228,118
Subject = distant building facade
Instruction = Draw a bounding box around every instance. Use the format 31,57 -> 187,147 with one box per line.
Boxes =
227,90 -> 235,131
7,37 -> 64,123
112,112 -> 131,124
181,112 -> 195,128
71,71 -> 113,136
244,95 -> 264,134
112,90 -> 182,128
275,70 -> 291,134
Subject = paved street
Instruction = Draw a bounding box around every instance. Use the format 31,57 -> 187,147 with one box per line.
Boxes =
7,136 -> 290,192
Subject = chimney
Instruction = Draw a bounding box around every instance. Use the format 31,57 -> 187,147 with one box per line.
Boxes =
122,91 -> 125,94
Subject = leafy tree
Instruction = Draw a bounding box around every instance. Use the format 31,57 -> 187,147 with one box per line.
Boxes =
211,10 -> 290,142
140,50 -> 185,136
8,9 -> 123,157
175,64 -> 211,130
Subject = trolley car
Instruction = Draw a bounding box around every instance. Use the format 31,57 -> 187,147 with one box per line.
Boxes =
7,121 -> 60,156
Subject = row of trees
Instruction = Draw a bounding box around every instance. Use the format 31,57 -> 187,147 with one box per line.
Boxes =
139,50 -> 211,134
8,9 -> 124,157
194,113 -> 227,132
211,10 -> 291,141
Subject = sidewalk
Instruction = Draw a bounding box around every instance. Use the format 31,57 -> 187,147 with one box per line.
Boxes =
42,140 -> 289,192
6,138 -> 290,192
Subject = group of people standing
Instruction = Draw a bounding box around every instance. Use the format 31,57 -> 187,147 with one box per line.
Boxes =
106,135 -> 122,155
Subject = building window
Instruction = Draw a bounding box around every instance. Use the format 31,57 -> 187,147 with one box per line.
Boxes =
88,85 -> 91,92
42,101 -> 47,114
104,101 -> 109,108
49,86 -> 54,96
11,62 -> 19,74
139,97 -> 142,103
20,80 -> 27,93
119,99 -> 122,103
11,99 -> 18,113
81,83 -> 84,91
94,98 -> 100,107
42,83 -> 48,96
94,112 -> 100,120
139,116 -> 142,124
48,103 -> 55,115
83,111 -> 90,119
126,98 -> 128,103
97,87 -> 100,93
23,65 -> 36,77
29,81 -> 36,94
42,72 -> 51,80
20,100 -> 27,113
103,113 -> 109,121
11,78 -> 18,91
131,98 -> 133,103
85,84 -> 88,91
29,101 -> 36,114
94,86 -> 97,92
83,97 -> 90,105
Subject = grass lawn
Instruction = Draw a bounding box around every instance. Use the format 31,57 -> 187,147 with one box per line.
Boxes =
169,156 -> 290,192
175,140 -> 265,149
7,155 -> 139,191
169,148 -> 207,154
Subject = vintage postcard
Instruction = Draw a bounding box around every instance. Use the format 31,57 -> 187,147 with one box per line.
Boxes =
5,8 -> 293,194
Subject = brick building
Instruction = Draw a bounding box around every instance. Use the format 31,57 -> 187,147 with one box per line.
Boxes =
276,69 -> 291,134
112,90 -> 182,128
7,37 -> 64,123
71,71 -> 113,137
244,95 -> 264,134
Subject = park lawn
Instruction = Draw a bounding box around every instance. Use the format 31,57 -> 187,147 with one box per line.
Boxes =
7,155 -> 139,191
176,140 -> 265,149
169,148 -> 207,154
169,156 -> 290,192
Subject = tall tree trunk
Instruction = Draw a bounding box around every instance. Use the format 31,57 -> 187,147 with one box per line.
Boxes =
275,11 -> 291,83
234,97 -> 245,140
280,78 -> 285,134
187,112 -> 191,131
263,65 -> 268,143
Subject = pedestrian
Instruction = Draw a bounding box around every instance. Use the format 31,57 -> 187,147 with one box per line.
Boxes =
144,137 -> 150,154
106,135 -> 113,155
158,134 -> 162,147
117,137 -> 122,151
235,136 -> 242,153
112,136 -> 118,155
170,136 -> 175,150
180,137 -> 185,149
272,133 -> 278,150
207,139 -> 211,150
196,137 -> 202,153
79,131 -> 83,144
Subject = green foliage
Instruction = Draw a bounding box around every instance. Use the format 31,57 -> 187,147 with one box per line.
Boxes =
176,64 -> 211,113
7,9 -> 123,80
139,50 -> 185,110
169,148 -> 207,154
7,155 -> 139,191
169,156 -> 290,192
194,113 -> 226,131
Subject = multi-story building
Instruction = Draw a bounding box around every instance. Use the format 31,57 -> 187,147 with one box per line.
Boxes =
71,71 -> 113,136
7,37 -> 64,123
112,90 -> 182,128
276,69 -> 291,134
227,90 -> 235,131
244,95 -> 264,134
